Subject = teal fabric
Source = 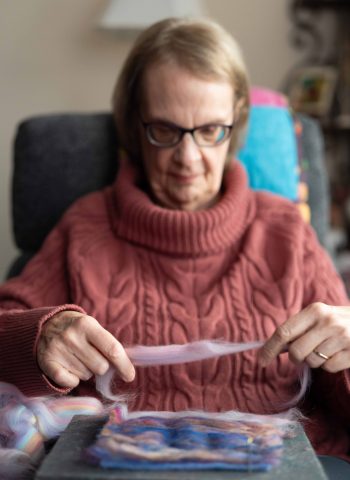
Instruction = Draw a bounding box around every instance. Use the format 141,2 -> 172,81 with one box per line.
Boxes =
238,106 -> 298,201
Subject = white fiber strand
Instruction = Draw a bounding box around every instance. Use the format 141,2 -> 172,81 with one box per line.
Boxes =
126,339 -> 264,366
96,340 -> 311,412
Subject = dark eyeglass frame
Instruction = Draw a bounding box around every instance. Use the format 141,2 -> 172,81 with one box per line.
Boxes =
140,119 -> 234,148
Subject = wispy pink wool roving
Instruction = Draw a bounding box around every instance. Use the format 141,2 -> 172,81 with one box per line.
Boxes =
96,340 -> 311,406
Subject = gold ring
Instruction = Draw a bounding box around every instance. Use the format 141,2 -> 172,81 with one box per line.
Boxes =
313,350 -> 330,361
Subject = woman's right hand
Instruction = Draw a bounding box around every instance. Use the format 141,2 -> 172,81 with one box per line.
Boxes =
36,310 -> 135,388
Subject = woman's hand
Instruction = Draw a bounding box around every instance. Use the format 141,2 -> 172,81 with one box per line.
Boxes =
37,310 -> 135,388
258,302 -> 350,372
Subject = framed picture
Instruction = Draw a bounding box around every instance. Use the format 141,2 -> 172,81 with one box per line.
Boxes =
288,66 -> 338,117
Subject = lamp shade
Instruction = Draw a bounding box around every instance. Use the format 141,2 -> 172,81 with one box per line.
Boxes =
99,0 -> 206,32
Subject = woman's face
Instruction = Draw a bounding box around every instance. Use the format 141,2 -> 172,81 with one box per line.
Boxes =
139,63 -> 234,211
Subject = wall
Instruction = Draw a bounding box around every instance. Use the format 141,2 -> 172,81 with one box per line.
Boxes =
0,0 -> 299,280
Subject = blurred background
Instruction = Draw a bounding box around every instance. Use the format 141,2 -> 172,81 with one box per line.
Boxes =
0,0 -> 349,281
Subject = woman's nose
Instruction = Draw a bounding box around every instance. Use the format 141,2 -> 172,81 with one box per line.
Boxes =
173,132 -> 201,166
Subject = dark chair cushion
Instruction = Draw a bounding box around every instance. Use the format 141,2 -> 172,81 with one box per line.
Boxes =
12,113 -> 119,252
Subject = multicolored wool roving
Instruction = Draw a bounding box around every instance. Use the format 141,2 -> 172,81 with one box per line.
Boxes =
84,407 -> 296,471
0,381 -> 105,480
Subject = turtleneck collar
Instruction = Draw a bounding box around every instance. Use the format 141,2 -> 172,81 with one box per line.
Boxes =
111,159 -> 255,256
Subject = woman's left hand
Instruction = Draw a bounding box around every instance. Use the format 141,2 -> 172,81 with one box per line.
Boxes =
258,302 -> 350,372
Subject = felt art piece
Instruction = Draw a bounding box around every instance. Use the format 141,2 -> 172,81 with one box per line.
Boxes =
84,407 -> 296,472
238,87 -> 299,202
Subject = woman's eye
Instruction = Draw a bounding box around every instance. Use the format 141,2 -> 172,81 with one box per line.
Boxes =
151,124 -> 177,141
198,125 -> 221,139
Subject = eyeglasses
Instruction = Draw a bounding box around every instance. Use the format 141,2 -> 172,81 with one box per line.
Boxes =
140,119 -> 234,148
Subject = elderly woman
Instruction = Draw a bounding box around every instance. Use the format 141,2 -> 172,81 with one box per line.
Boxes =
0,18 -> 350,464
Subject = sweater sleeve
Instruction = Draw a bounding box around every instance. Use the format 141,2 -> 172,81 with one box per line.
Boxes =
301,223 -> 350,422
0,220 -> 85,396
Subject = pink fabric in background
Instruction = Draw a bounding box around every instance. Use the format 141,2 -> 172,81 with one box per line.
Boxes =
251,87 -> 288,107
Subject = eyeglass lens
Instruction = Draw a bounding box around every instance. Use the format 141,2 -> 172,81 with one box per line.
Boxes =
147,123 -> 231,147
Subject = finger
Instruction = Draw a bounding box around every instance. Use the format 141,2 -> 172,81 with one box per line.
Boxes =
305,336 -> 350,368
40,344 -> 94,383
52,314 -> 135,382
306,350 -> 330,369
320,349 -> 350,373
288,307 -> 350,365
42,359 -> 81,388
85,320 -> 135,382
258,302 -> 330,366
58,351 -> 94,381
287,327 -> 332,364
70,342 -> 111,377
49,320 -> 111,376
39,328 -> 98,380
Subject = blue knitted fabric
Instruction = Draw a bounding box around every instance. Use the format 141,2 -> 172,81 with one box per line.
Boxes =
238,106 -> 298,201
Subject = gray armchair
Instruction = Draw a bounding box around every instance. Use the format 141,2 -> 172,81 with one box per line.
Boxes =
8,113 -> 119,277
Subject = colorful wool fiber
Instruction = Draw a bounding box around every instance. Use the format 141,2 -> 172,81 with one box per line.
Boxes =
0,381 -> 105,479
96,340 -> 311,407
85,407 -> 295,471
127,339 -> 265,366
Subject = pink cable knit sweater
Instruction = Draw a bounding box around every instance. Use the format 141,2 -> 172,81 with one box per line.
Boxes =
0,160 -> 350,458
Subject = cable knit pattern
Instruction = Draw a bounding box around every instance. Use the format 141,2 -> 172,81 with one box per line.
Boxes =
0,159 -> 350,458
112,161 -> 253,255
